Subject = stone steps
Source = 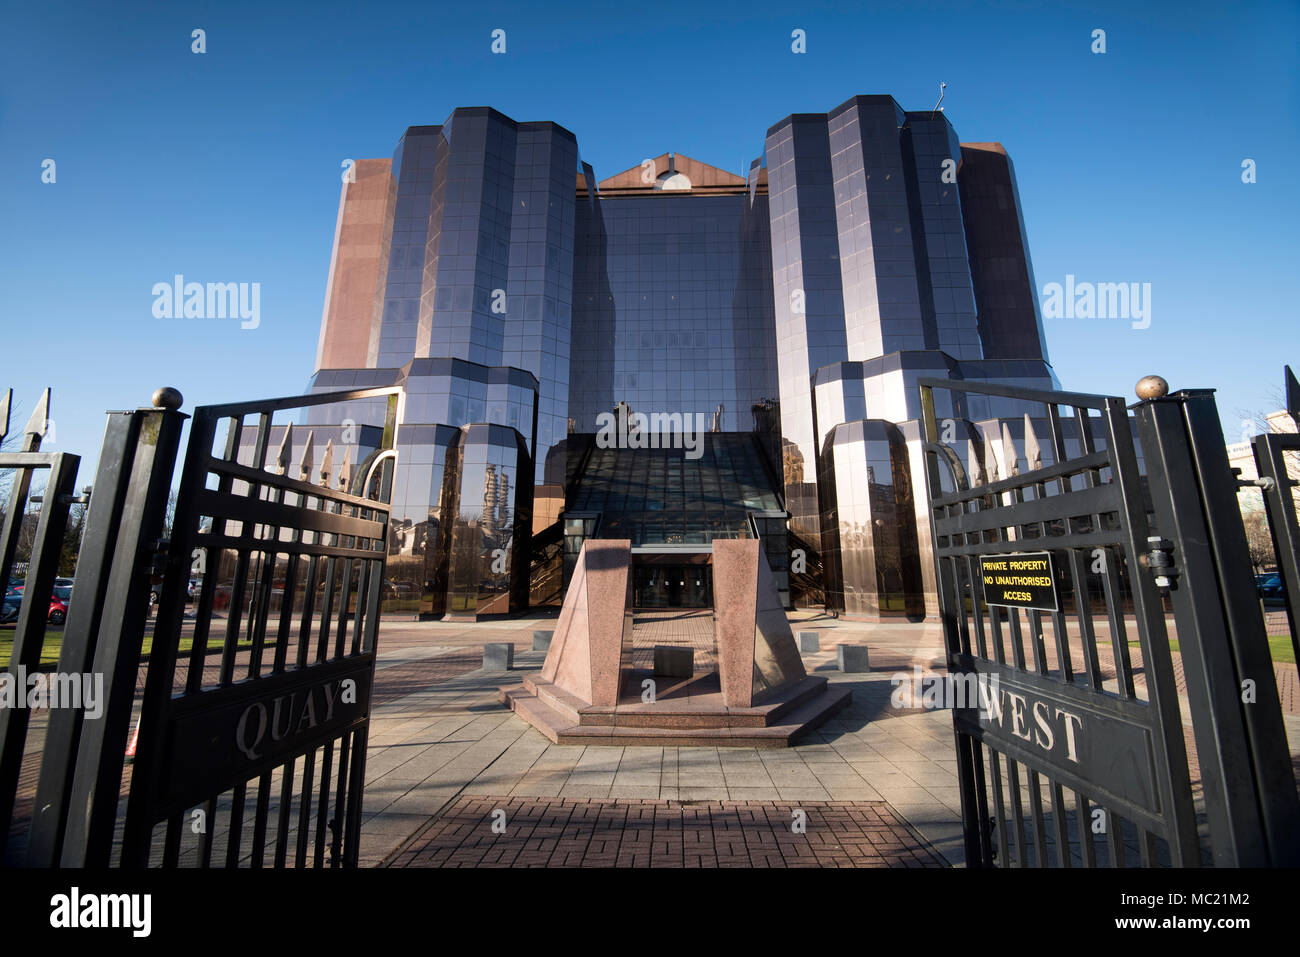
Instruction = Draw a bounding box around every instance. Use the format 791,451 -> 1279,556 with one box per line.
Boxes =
499,678 -> 853,748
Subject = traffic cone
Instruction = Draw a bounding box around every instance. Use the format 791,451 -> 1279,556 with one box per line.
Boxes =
125,713 -> 141,762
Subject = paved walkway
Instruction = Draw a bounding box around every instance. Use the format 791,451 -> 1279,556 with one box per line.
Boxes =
357,610 -> 1300,869
390,796 -> 943,868
358,624 -> 971,867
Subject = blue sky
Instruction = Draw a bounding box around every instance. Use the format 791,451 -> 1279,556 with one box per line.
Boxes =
1,0 -> 1296,471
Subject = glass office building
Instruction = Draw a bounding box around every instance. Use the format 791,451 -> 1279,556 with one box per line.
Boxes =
310,96 -> 1056,619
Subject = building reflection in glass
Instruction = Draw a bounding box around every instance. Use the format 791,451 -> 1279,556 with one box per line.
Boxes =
436,424 -> 533,619
819,420 -> 925,618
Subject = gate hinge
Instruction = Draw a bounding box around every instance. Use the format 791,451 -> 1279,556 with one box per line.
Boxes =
1142,536 -> 1177,591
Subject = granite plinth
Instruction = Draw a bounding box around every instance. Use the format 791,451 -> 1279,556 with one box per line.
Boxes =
498,538 -> 850,746
500,672 -> 851,747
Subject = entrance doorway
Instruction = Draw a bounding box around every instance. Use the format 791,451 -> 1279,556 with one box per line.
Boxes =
633,560 -> 712,608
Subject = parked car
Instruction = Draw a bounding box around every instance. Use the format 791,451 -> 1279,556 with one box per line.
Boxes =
1256,574 -> 1285,603
48,596 -> 67,625
0,594 -> 67,625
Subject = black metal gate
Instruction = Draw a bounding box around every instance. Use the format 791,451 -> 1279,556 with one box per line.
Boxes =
121,388 -> 400,867
920,376 -> 1300,868
3,384 -> 399,868
1252,369 -> 1300,666
0,390 -> 81,861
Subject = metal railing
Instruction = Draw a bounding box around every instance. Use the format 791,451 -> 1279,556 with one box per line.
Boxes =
0,389 -> 82,863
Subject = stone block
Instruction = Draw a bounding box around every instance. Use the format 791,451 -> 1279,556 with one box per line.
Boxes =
837,643 -> 870,672
532,630 -> 553,652
798,631 -> 820,653
483,642 -> 514,671
653,645 -> 694,678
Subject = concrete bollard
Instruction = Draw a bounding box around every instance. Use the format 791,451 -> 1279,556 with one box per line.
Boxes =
797,631 -> 820,653
483,642 -> 514,670
653,645 -> 694,678
533,630 -> 553,652
837,644 -> 870,673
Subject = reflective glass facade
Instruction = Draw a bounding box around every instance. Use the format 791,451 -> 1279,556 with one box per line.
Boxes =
309,359 -> 536,619
312,95 -> 1059,619
372,111 -> 575,483
436,424 -> 533,617
569,186 -> 776,434
818,420 -> 925,618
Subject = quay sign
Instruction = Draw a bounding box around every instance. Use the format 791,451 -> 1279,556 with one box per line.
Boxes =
979,551 -> 1059,612
149,656 -> 373,816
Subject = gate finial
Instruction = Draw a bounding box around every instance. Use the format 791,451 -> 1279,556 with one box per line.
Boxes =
1023,414 -> 1042,470
1285,365 -> 1299,429
297,430 -> 315,481
984,435 -> 1000,483
338,447 -> 352,491
1001,422 -> 1020,477
24,388 -> 51,440
151,387 -> 183,410
275,423 -> 294,475
320,439 -> 335,487
1135,375 -> 1169,400
968,439 -> 985,487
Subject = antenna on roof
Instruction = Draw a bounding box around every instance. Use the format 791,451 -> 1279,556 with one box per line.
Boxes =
932,82 -> 946,116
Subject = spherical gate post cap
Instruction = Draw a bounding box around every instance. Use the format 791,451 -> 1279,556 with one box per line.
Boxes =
1135,376 -> 1169,400
152,387 -> 183,410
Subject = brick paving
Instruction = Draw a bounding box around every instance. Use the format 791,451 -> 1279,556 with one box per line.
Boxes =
628,609 -> 715,671
390,795 -> 943,868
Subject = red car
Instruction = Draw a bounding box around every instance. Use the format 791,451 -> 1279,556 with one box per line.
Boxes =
47,596 -> 67,625
1,586 -> 67,625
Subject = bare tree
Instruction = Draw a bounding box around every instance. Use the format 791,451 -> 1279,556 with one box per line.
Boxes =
1241,509 -> 1277,574
0,399 -> 23,513
1234,365 -> 1299,441
163,487 -> 178,538
60,499 -> 88,577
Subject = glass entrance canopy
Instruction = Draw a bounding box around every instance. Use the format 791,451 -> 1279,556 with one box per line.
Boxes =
566,433 -> 783,547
